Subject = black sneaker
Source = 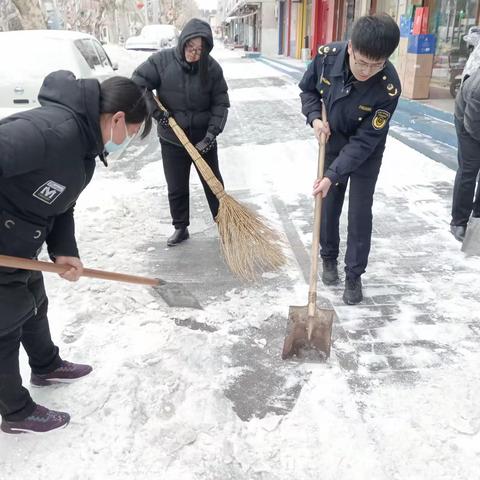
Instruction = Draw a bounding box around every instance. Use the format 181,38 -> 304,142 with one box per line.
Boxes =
450,225 -> 466,242
167,227 -> 189,246
31,360 -> 92,387
1,405 -> 70,434
322,259 -> 339,285
343,277 -> 363,305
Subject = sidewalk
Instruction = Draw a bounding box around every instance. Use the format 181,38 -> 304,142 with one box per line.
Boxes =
1,45 -> 478,480
216,49 -> 480,478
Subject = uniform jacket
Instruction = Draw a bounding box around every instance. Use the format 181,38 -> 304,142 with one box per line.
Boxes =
299,42 -> 401,184
131,18 -> 230,146
455,67 -> 480,143
0,70 -> 104,334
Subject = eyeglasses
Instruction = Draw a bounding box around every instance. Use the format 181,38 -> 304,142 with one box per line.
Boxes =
186,42 -> 203,55
351,49 -> 386,73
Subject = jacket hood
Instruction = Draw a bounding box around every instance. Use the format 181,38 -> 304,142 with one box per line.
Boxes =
178,18 -> 213,57
38,70 -> 104,157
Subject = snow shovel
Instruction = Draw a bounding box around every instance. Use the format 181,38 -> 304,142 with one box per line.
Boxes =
282,103 -> 335,361
0,254 -> 202,309
461,217 -> 480,256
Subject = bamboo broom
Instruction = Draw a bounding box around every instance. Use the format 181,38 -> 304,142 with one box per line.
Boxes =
153,97 -> 286,281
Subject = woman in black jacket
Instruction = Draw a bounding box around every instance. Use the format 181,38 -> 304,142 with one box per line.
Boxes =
0,70 -> 151,434
132,18 -> 230,246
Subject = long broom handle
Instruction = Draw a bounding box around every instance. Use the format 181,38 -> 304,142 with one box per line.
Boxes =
308,102 -> 328,317
153,97 -> 225,200
0,254 -> 164,287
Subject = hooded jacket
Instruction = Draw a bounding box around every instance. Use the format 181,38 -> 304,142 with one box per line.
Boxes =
132,18 -> 230,145
0,70 -> 104,334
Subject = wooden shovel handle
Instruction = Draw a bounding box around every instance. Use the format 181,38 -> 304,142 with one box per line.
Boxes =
308,102 -> 328,316
0,255 -> 164,287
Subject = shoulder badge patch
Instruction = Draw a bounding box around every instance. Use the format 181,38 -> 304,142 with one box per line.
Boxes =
318,44 -> 339,56
386,82 -> 399,97
372,109 -> 391,130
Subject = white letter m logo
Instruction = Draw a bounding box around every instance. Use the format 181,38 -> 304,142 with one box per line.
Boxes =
33,180 -> 66,205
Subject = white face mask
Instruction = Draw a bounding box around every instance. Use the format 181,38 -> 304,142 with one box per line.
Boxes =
104,122 -> 132,154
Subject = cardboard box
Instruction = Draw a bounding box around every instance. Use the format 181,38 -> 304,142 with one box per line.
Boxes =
395,55 -> 407,79
407,34 -> 436,54
412,7 -> 429,35
402,75 -> 430,99
404,53 -> 434,77
398,37 -> 409,55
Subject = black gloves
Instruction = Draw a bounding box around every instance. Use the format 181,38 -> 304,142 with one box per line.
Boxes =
195,132 -> 216,154
153,109 -> 170,128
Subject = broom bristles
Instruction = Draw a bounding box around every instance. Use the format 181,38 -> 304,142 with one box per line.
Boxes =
216,194 -> 287,281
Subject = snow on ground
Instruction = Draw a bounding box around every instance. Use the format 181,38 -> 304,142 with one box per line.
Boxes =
1,44 -> 480,480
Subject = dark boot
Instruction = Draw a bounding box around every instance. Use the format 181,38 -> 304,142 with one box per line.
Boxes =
167,227 -> 189,246
322,259 -> 339,285
450,225 -> 466,242
343,276 -> 363,305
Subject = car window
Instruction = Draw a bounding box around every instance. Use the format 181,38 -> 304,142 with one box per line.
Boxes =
92,40 -> 112,68
74,39 -> 101,69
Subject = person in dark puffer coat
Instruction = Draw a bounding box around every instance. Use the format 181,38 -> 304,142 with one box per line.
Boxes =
0,70 -> 151,434
132,18 -> 230,246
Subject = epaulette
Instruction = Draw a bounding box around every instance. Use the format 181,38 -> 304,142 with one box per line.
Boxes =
317,44 -> 340,56
380,73 -> 400,97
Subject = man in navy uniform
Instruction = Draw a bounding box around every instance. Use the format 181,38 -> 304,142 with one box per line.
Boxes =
299,14 -> 401,305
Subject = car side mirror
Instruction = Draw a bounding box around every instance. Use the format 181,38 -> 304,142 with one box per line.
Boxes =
112,61 -> 119,71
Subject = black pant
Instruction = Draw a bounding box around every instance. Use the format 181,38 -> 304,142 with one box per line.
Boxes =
451,119 -> 480,226
160,142 -> 224,228
320,158 -> 381,279
0,299 -> 61,421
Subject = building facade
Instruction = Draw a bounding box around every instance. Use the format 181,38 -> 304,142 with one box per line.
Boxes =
218,0 -> 480,99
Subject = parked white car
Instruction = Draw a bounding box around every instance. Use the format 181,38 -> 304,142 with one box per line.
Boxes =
125,24 -> 178,51
0,30 -> 118,119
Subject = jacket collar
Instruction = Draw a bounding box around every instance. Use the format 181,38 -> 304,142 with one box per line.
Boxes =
329,43 -> 387,91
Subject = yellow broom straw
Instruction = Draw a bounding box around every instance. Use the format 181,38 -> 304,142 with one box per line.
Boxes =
153,97 -> 286,280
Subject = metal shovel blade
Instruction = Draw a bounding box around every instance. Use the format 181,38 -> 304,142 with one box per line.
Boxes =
282,305 -> 335,361
461,217 -> 480,256
153,282 -> 203,309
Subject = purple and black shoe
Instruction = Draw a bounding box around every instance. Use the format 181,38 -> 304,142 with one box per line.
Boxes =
31,360 -> 93,387
1,405 -> 70,434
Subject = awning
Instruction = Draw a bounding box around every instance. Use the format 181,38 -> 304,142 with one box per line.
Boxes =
224,11 -> 258,24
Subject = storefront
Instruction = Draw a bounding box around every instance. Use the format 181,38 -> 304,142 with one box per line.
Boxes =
429,0 -> 479,91
278,0 -> 288,54
280,0 -> 315,58
372,0 -> 480,99
281,0 -> 480,93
